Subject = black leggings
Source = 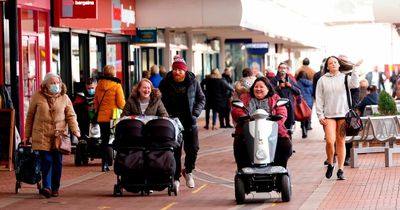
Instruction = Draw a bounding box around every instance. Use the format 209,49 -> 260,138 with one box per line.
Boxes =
233,135 -> 293,169
99,122 -> 113,166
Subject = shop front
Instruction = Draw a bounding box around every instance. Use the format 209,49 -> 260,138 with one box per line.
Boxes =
52,0 -> 136,97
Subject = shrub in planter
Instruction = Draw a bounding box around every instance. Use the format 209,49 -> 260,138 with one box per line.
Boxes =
378,91 -> 397,116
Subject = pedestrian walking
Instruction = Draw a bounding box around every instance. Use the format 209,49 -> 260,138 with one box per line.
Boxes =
295,58 -> 316,81
24,72 -> 81,198
201,69 -> 233,129
315,56 -> 362,180
270,62 -> 301,134
221,68 -> 234,128
149,65 -> 163,88
158,55 -> 206,190
94,65 -> 126,172
295,71 -> 313,138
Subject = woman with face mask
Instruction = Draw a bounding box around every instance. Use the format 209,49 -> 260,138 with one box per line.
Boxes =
23,72 -> 80,198
121,78 -> 168,117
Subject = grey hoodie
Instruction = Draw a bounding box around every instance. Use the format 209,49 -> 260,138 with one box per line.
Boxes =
315,68 -> 360,119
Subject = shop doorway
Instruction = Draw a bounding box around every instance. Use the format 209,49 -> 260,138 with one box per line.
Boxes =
21,35 -> 39,120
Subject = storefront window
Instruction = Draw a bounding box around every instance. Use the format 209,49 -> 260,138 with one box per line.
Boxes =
107,43 -> 123,82
71,34 -> 80,83
89,36 -> 99,78
21,10 -> 34,32
38,12 -> 47,80
51,34 -> 60,74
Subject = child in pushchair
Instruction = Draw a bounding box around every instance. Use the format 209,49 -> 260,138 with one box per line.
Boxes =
72,78 -> 102,166
112,116 -> 183,196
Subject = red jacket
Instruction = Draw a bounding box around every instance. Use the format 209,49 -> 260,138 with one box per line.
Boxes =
231,93 -> 289,138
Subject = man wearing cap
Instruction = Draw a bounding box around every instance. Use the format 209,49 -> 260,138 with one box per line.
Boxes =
159,55 -> 206,190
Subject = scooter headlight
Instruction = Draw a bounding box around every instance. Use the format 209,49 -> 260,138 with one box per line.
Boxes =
255,149 -> 267,160
242,167 -> 254,173
90,125 -> 100,134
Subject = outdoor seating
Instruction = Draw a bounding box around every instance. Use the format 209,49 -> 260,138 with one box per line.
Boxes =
348,116 -> 400,167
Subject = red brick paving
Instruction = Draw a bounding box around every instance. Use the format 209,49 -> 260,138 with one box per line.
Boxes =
0,116 -> 399,209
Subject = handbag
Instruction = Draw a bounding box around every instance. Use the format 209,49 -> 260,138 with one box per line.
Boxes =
294,95 -> 312,121
53,130 -> 71,155
92,90 -> 109,124
344,75 -> 363,136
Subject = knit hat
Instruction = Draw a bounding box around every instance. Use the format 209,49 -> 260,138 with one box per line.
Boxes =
41,72 -> 61,85
172,55 -> 187,71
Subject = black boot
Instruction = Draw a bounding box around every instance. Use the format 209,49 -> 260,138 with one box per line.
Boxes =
306,120 -> 312,130
301,122 -> 307,138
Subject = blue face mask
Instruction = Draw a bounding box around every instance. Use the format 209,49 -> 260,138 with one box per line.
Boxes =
87,89 -> 95,95
49,84 -> 60,94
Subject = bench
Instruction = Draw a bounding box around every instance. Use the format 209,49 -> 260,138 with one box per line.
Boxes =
364,104 -> 400,116
348,116 -> 400,167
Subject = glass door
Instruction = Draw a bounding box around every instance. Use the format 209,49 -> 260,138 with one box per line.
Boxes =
21,35 -> 39,118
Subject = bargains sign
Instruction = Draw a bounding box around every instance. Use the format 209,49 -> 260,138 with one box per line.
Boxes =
62,0 -> 97,19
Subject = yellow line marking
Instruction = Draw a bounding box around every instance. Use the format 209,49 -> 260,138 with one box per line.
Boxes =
272,203 -> 277,206
192,184 -> 207,194
161,202 -> 177,210
98,206 -> 111,209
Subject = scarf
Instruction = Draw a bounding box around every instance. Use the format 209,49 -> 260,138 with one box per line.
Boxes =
247,97 -> 270,115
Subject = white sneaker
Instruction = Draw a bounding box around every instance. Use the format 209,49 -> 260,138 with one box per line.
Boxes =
174,180 -> 180,192
184,172 -> 195,188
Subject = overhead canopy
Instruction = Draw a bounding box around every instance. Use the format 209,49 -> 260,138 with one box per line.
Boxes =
136,0 -> 326,49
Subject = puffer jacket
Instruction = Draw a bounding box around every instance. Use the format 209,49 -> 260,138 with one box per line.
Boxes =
231,93 -> 289,138
159,71 -> 206,127
94,76 -> 126,122
121,88 -> 168,117
24,83 -> 80,151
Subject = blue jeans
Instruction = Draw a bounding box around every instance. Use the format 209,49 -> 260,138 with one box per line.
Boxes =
205,108 -> 218,126
39,150 -> 62,191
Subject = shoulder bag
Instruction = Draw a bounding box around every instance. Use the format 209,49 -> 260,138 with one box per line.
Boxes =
294,95 -> 312,121
92,90 -> 109,124
47,100 -> 72,154
344,75 -> 363,136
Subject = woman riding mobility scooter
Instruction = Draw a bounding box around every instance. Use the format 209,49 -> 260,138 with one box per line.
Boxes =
231,77 -> 293,204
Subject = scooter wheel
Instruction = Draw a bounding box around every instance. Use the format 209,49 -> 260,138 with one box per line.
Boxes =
234,175 -> 245,204
280,174 -> 291,202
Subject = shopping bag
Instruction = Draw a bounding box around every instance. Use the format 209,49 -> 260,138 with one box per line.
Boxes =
294,96 -> 312,121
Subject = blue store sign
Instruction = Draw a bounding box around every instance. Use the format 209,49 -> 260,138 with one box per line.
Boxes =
246,43 -> 269,55
135,28 -> 157,43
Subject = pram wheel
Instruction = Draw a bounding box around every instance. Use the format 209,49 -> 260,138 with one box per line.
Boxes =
15,181 -> 21,194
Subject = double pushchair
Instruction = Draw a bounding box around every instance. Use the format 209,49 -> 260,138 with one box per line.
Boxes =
112,116 -> 183,196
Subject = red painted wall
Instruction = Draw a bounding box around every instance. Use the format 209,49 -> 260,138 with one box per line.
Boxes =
53,0 -> 136,35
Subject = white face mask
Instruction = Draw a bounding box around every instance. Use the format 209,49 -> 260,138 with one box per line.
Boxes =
49,84 -> 60,94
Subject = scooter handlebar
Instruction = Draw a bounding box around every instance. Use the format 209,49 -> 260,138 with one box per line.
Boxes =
268,114 -> 283,121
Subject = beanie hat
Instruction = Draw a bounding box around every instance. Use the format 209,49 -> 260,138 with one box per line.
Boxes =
172,55 -> 187,71
41,72 -> 61,86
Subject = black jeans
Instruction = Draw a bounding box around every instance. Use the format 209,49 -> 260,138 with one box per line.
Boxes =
99,122 -> 113,166
174,127 -> 199,180
233,135 -> 292,169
